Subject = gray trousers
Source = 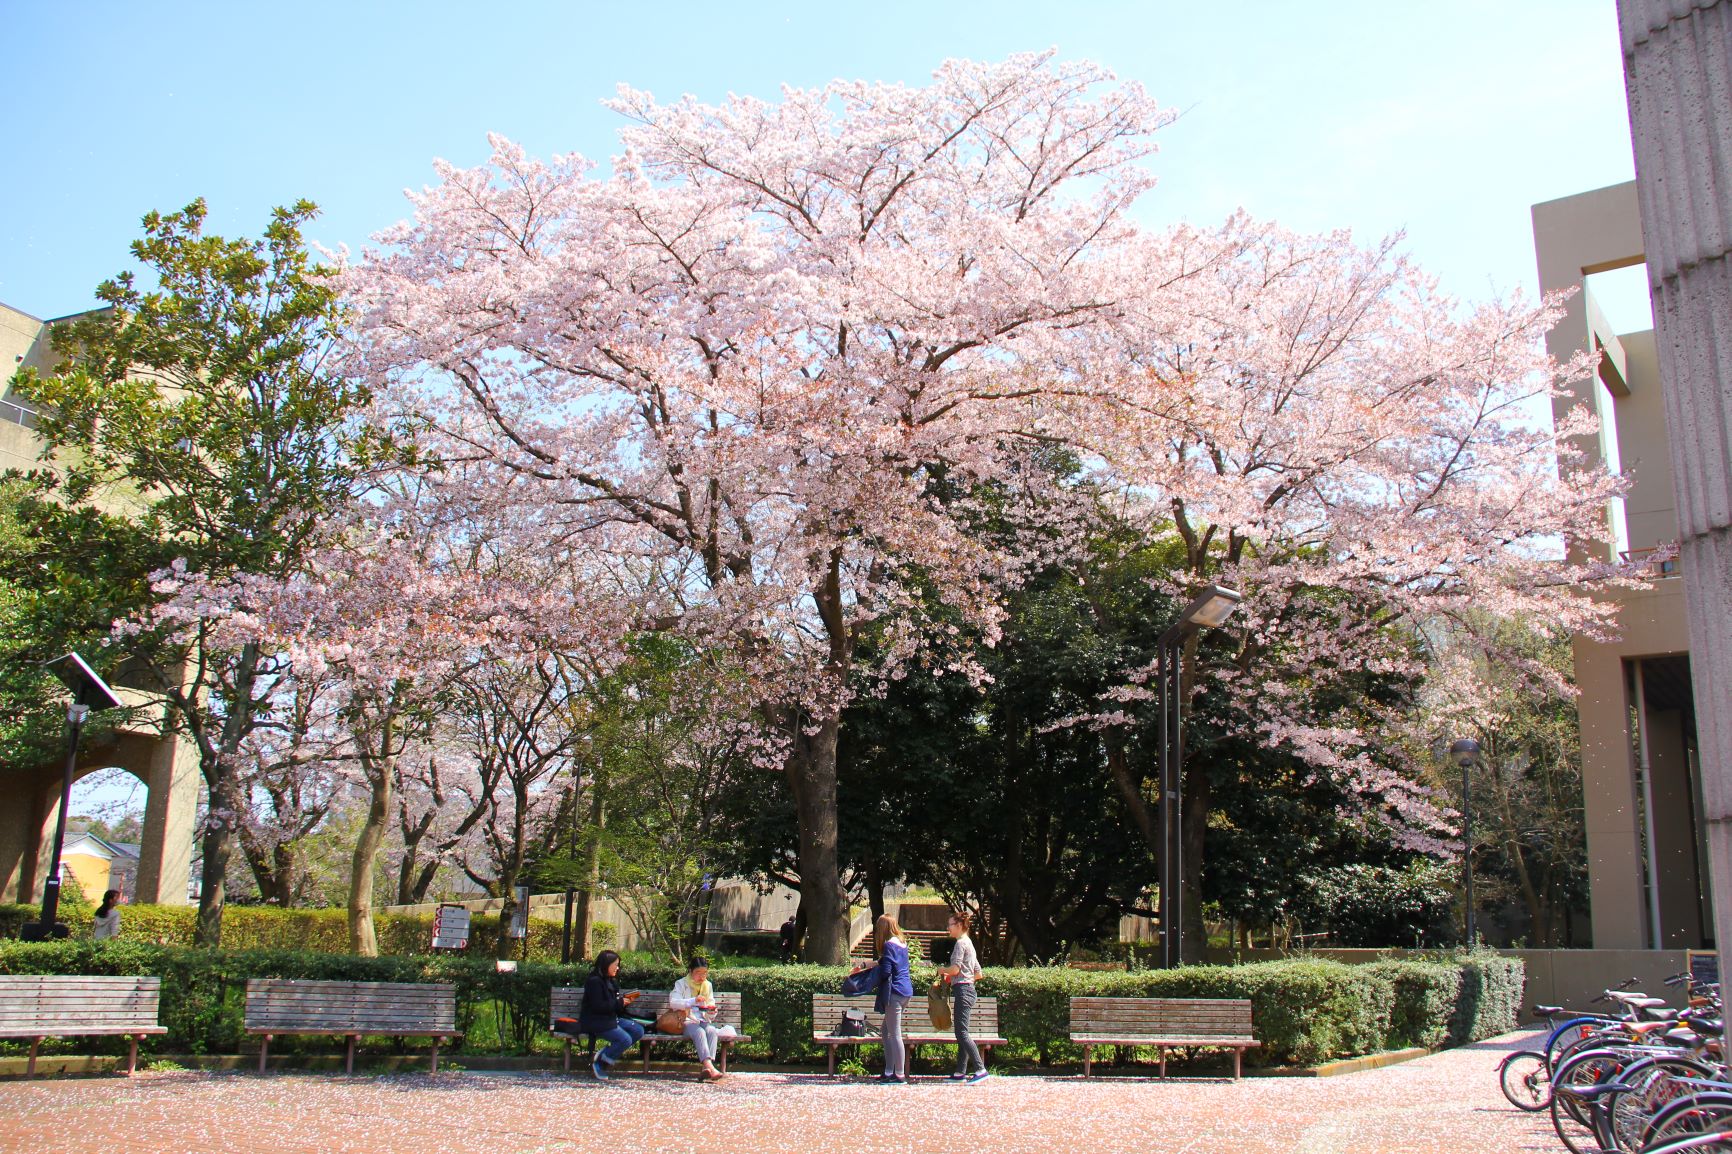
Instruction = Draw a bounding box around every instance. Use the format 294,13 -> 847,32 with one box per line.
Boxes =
881,993 -> 912,1077
951,981 -> 985,1074
683,1019 -> 720,1064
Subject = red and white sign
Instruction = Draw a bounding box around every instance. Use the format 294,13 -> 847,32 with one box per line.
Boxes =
432,904 -> 471,950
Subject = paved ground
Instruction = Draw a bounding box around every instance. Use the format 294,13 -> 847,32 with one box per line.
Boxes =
0,1032 -> 1557,1154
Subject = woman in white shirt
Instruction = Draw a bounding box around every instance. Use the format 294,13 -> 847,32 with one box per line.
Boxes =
669,956 -> 725,1081
938,910 -> 987,1082
92,890 -> 122,941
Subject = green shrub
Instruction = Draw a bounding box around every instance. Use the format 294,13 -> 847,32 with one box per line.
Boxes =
1365,959 -> 1461,1048
0,941 -> 1521,1068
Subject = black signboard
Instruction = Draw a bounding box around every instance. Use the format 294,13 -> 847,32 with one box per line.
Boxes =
1688,950 -> 1719,990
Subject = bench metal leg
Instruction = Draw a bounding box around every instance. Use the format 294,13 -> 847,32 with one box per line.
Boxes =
827,1045 -> 836,1077
1082,1043 -> 1092,1078
429,1036 -> 441,1074
1158,1047 -> 1167,1080
125,1035 -> 139,1077
258,1035 -> 272,1075
345,1035 -> 357,1075
1232,1048 -> 1242,1081
27,1037 -> 40,1078
719,1041 -> 730,1074
563,1038 -> 571,1073
643,1040 -> 652,1074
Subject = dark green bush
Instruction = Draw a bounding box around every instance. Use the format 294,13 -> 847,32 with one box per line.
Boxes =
0,942 -> 1521,1068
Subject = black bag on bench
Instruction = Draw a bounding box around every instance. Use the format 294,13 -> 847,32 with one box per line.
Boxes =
833,1009 -> 868,1037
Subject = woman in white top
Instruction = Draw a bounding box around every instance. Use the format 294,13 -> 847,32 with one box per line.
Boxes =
938,910 -> 987,1082
669,955 -> 725,1081
92,890 -> 122,941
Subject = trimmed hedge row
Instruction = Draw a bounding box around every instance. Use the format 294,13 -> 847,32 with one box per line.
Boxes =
0,902 -> 598,961
0,941 -> 1521,1068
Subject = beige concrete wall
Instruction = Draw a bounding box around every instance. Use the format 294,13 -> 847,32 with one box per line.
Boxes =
1532,184 -> 1710,949
1614,331 -> 1679,554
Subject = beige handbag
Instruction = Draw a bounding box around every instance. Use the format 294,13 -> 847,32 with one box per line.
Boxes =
655,1007 -> 689,1035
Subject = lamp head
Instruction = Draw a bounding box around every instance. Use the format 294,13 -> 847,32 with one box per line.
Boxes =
43,652 -> 124,713
1449,738 -> 1482,769
1180,584 -> 1243,630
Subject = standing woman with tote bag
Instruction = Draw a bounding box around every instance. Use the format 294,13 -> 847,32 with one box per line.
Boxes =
849,913 -> 916,1082
938,910 -> 988,1082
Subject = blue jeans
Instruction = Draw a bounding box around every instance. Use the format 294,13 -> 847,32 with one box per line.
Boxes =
594,1018 -> 644,1065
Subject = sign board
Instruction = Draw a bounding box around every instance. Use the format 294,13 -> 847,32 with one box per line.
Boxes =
507,886 -> 530,939
432,904 -> 471,950
1687,949 -> 1718,991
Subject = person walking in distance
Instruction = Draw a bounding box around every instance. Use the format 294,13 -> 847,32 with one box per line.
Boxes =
850,913 -> 916,1083
92,890 -> 122,941
939,910 -> 988,1082
778,913 -> 798,962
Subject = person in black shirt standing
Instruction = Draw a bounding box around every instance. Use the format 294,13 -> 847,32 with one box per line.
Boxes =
581,950 -> 643,1080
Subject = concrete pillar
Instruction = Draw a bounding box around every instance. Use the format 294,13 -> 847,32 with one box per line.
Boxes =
1619,0 -> 1732,956
1576,642 -> 1649,947
134,733 -> 200,905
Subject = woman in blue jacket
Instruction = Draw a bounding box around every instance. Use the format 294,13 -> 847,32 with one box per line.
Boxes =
849,913 -> 916,1082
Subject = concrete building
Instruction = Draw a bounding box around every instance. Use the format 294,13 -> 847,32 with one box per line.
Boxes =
0,299 -> 200,909
1532,182 -> 1712,950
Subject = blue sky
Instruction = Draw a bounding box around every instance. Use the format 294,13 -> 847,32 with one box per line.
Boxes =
8,0 -> 1651,332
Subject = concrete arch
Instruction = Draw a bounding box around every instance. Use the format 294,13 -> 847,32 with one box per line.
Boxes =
0,727 -> 200,908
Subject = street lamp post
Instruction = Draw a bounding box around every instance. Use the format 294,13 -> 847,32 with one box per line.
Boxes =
1157,585 -> 1243,969
21,653 -> 124,942
1450,738 -> 1483,947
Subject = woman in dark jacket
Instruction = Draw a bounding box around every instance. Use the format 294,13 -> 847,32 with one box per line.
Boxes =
580,949 -> 643,1080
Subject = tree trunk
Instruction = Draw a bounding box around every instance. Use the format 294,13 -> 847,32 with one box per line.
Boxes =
783,707 -> 849,964
865,857 -> 886,920
195,814 -> 232,948
349,716 -> 396,958
1105,735 -> 1159,852
574,760 -> 606,959
193,640 -> 261,948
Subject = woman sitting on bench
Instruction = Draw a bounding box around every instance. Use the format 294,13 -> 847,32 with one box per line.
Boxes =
581,950 -> 642,1081
669,955 -> 725,1081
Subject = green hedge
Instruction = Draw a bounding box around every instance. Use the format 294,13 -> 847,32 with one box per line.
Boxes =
0,902 -> 583,960
0,942 -> 1521,1069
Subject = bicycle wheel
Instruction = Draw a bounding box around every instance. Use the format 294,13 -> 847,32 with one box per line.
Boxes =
1555,1048 -> 1633,1129
1608,1057 -> 1719,1152
1641,1128 -> 1732,1154
1500,1049 -> 1553,1111
1644,1092 -> 1732,1147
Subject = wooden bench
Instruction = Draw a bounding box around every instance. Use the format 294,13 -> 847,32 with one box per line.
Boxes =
549,989 -> 750,1074
1069,996 -> 1259,1079
0,975 -> 167,1076
811,993 -> 1007,1078
245,979 -> 457,1074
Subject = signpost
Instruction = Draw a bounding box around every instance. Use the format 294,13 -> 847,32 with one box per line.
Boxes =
432,904 -> 471,951
507,886 -> 530,939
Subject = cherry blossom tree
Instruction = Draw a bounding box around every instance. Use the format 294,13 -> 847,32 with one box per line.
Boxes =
343,53 -> 1175,961
1074,217 -> 1631,956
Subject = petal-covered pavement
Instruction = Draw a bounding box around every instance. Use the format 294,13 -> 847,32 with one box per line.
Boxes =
0,1033 -> 1557,1153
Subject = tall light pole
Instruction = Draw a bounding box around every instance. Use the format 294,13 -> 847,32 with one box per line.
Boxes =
21,653 -> 124,942
1450,738 -> 1483,947
1158,585 -> 1243,969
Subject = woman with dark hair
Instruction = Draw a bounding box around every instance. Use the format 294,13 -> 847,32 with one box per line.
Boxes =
669,954 -> 725,1081
581,949 -> 643,1081
92,890 -> 122,941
